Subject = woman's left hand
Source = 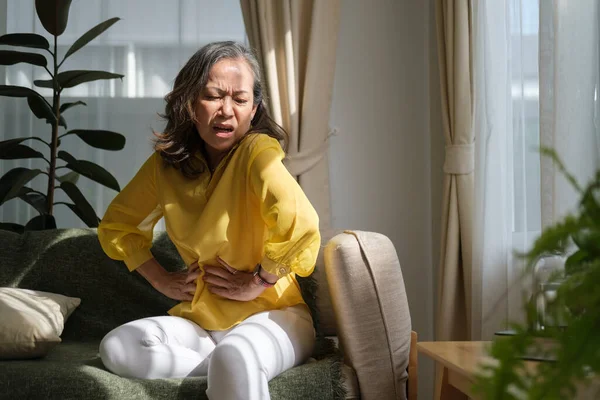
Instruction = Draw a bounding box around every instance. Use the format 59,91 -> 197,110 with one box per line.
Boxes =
202,257 -> 266,301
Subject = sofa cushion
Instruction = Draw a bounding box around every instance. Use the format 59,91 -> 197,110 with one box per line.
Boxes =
0,229 -> 183,341
0,228 -> 349,398
310,229 -> 344,336
0,228 -> 337,342
324,231 -> 411,400
0,341 -> 345,400
0,288 -> 80,359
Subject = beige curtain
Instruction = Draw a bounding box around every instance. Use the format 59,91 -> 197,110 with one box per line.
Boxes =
435,0 -> 474,397
239,0 -> 340,229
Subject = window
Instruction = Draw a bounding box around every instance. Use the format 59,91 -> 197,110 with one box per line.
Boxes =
5,0 -> 247,98
1,0 -> 247,228
510,0 -> 541,235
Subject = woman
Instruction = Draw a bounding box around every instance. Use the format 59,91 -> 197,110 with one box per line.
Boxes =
97,41 -> 320,400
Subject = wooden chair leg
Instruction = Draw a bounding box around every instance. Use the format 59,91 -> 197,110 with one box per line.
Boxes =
408,330 -> 418,400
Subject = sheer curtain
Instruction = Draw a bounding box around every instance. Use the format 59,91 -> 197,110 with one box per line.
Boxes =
473,0 -> 600,339
539,0 -> 600,227
472,0 -> 542,339
0,0 -> 246,229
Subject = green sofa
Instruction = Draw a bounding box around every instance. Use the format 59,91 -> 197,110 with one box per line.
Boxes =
0,228 -> 413,400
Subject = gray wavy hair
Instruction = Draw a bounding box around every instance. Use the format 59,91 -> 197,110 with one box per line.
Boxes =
154,41 -> 288,178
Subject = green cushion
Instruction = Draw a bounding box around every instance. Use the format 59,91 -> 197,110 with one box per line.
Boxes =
0,228 -> 323,341
1,341 -> 343,400
0,229 -> 181,340
0,228 -> 346,399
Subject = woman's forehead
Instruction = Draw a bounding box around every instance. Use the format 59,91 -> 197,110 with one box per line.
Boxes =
206,58 -> 254,87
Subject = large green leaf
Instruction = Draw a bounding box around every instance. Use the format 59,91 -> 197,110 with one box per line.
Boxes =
17,187 -> 47,214
0,50 -> 47,67
0,137 -> 49,151
63,17 -> 120,60
0,85 -> 42,98
67,160 -> 120,192
0,167 -> 43,205
60,101 -> 86,113
65,129 -> 126,151
58,151 -> 120,191
25,214 -> 56,230
35,70 -> 124,90
57,150 -> 77,164
0,138 -> 29,152
56,171 -> 79,184
0,144 -> 44,160
27,95 -> 57,122
0,85 -> 56,122
35,0 -> 73,37
0,33 -> 50,50
0,222 -> 25,234
33,80 -> 55,89
62,203 -> 99,228
60,182 -> 99,227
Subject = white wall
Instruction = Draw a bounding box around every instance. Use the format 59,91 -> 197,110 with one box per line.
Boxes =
328,0 -> 442,398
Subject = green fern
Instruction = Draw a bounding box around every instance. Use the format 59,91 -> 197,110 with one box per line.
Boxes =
474,148 -> 600,399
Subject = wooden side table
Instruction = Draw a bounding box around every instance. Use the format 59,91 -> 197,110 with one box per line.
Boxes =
417,341 -> 491,399
418,341 -> 600,399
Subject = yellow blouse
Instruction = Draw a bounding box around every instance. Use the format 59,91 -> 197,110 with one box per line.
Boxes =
98,133 -> 320,331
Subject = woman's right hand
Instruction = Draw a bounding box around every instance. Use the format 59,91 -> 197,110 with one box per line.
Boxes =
153,270 -> 198,302
136,258 -> 200,302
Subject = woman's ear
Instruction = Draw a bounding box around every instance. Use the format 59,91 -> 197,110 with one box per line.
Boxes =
251,102 -> 261,124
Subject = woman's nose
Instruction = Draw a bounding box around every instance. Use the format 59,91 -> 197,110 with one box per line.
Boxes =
220,97 -> 233,116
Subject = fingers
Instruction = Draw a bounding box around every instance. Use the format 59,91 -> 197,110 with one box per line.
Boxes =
183,283 -> 196,295
188,261 -> 200,273
208,285 -> 233,300
175,283 -> 195,302
203,273 -> 231,289
204,265 -> 233,279
185,270 -> 201,284
179,292 -> 194,302
216,257 -> 238,274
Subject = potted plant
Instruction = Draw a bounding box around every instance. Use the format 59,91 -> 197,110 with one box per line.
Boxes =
0,0 -> 125,232
475,149 -> 600,399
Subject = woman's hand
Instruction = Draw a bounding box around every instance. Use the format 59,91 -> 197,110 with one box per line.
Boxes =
136,258 -> 199,302
153,270 -> 199,302
202,257 -> 266,301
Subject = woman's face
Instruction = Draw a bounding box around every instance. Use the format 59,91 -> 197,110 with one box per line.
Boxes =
194,58 -> 257,158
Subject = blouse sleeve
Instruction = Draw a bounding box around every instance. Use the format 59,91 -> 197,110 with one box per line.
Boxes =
248,139 -> 321,278
98,152 -> 163,272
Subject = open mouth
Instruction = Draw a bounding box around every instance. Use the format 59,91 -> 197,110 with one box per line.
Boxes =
213,124 -> 235,138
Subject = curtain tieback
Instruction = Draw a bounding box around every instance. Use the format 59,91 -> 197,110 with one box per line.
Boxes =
444,143 -> 474,175
284,128 -> 338,176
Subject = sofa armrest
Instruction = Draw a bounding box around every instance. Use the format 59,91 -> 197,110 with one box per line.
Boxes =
324,230 -> 412,400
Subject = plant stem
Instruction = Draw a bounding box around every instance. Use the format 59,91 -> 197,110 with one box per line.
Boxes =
46,33 -> 61,216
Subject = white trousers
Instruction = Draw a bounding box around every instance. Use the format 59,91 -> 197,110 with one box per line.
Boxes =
99,305 -> 315,400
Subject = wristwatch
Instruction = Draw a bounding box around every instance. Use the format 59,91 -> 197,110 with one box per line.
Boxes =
252,264 -> 277,288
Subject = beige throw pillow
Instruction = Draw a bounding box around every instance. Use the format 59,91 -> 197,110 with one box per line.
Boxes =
0,288 -> 81,359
